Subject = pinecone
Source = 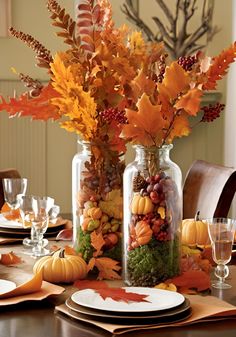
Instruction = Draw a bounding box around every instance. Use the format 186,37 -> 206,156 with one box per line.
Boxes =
133,172 -> 146,192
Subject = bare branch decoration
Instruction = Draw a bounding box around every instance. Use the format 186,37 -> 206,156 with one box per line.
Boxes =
121,0 -> 220,59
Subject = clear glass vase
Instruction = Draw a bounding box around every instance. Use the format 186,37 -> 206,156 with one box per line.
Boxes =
123,144 -> 182,287
72,140 -> 125,263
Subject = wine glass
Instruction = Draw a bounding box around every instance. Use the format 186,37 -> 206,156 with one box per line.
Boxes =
31,196 -> 54,257
2,178 -> 27,212
206,217 -> 236,289
17,195 -> 49,249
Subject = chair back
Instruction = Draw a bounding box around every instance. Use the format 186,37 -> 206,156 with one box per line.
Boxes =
183,160 -> 236,219
0,168 -> 21,209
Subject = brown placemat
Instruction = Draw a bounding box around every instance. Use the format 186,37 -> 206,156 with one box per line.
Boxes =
55,294 -> 236,334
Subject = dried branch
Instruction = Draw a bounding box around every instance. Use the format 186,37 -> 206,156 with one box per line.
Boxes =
9,27 -> 52,69
121,0 -> 219,59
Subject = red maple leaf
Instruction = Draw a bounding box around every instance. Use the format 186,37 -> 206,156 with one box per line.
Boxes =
97,287 -> 150,303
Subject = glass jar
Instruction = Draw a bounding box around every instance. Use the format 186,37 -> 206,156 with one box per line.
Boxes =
72,139 -> 125,263
123,144 -> 182,287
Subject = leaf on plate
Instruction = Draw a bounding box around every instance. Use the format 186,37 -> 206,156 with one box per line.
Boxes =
73,279 -> 109,290
0,251 -> 23,265
93,257 -> 121,280
96,287 -> 150,303
169,269 -> 211,292
55,228 -> 73,241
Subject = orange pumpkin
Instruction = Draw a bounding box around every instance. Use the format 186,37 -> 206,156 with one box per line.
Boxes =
131,194 -> 154,215
182,212 -> 210,246
131,220 -> 153,247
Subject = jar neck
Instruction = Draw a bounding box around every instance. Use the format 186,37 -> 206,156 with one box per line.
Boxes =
134,144 -> 172,161
77,139 -> 91,154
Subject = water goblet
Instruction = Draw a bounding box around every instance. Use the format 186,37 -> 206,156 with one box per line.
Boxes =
17,195 -> 48,249
206,217 -> 236,289
31,196 -> 54,257
2,178 -> 27,212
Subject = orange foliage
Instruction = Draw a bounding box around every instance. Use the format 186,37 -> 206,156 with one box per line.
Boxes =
90,231 -> 105,257
169,270 -> 211,293
88,256 -> 121,280
0,251 -> 23,265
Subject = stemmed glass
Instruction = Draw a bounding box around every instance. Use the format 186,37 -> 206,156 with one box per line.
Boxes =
17,195 -> 48,249
31,196 -> 54,257
2,178 -> 27,212
206,217 -> 236,289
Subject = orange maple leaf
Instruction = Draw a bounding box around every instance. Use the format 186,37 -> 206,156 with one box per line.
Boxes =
93,257 -> 121,280
0,84 -> 60,121
165,113 -> 191,144
0,251 -> 23,265
122,93 -> 165,146
174,88 -> 203,116
130,68 -> 156,102
90,231 -> 105,257
169,270 -> 211,293
97,288 -> 149,303
158,61 -> 190,102
204,42 -> 236,90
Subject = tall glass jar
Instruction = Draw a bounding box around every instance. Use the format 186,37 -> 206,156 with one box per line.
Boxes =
72,140 -> 125,263
123,144 -> 182,287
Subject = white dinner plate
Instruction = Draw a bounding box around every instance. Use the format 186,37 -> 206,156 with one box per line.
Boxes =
0,280 -> 16,295
71,287 -> 185,313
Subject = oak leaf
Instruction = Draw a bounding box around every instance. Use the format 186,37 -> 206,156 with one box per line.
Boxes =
0,84 -> 60,121
204,42 -> 236,90
0,251 -> 23,265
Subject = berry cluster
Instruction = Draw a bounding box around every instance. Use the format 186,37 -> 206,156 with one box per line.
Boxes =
99,108 -> 127,124
178,55 -> 197,71
201,103 -> 225,122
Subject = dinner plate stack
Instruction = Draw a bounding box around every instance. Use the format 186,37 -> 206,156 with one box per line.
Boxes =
0,213 -> 64,238
65,287 -> 192,325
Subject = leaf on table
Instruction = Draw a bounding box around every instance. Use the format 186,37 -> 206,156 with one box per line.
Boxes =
94,257 -> 121,280
90,231 -> 105,257
64,245 -> 77,255
96,287 -> 150,303
55,229 -> 73,241
0,251 -> 23,266
169,269 -> 211,292
74,279 -> 109,290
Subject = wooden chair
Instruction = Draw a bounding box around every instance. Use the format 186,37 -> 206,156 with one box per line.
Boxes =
0,168 -> 21,209
183,160 -> 236,219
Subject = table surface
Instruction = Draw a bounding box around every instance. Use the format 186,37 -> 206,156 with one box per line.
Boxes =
1,243 -> 236,337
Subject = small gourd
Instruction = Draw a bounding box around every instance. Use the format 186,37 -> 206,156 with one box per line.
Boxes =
33,249 -> 87,284
182,211 -> 210,246
131,194 -> 154,215
131,220 -> 153,248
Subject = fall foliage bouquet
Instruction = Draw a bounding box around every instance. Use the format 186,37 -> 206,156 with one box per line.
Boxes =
1,0 -> 236,281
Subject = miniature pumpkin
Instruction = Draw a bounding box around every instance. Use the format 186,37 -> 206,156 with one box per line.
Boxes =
131,195 -> 154,215
33,249 -> 87,284
182,212 -> 210,246
133,220 -> 153,247
87,207 -> 102,219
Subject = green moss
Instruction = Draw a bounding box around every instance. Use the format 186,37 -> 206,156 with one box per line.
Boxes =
126,236 -> 180,287
76,228 -> 94,262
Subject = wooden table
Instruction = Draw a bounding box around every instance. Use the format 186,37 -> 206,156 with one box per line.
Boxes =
1,243 -> 236,337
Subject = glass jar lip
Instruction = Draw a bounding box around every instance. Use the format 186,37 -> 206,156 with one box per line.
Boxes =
132,144 -> 173,151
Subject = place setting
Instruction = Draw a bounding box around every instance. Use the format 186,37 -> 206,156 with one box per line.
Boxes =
0,177 -> 70,250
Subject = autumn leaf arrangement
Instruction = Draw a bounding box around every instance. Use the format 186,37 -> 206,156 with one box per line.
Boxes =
1,0 -> 236,284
